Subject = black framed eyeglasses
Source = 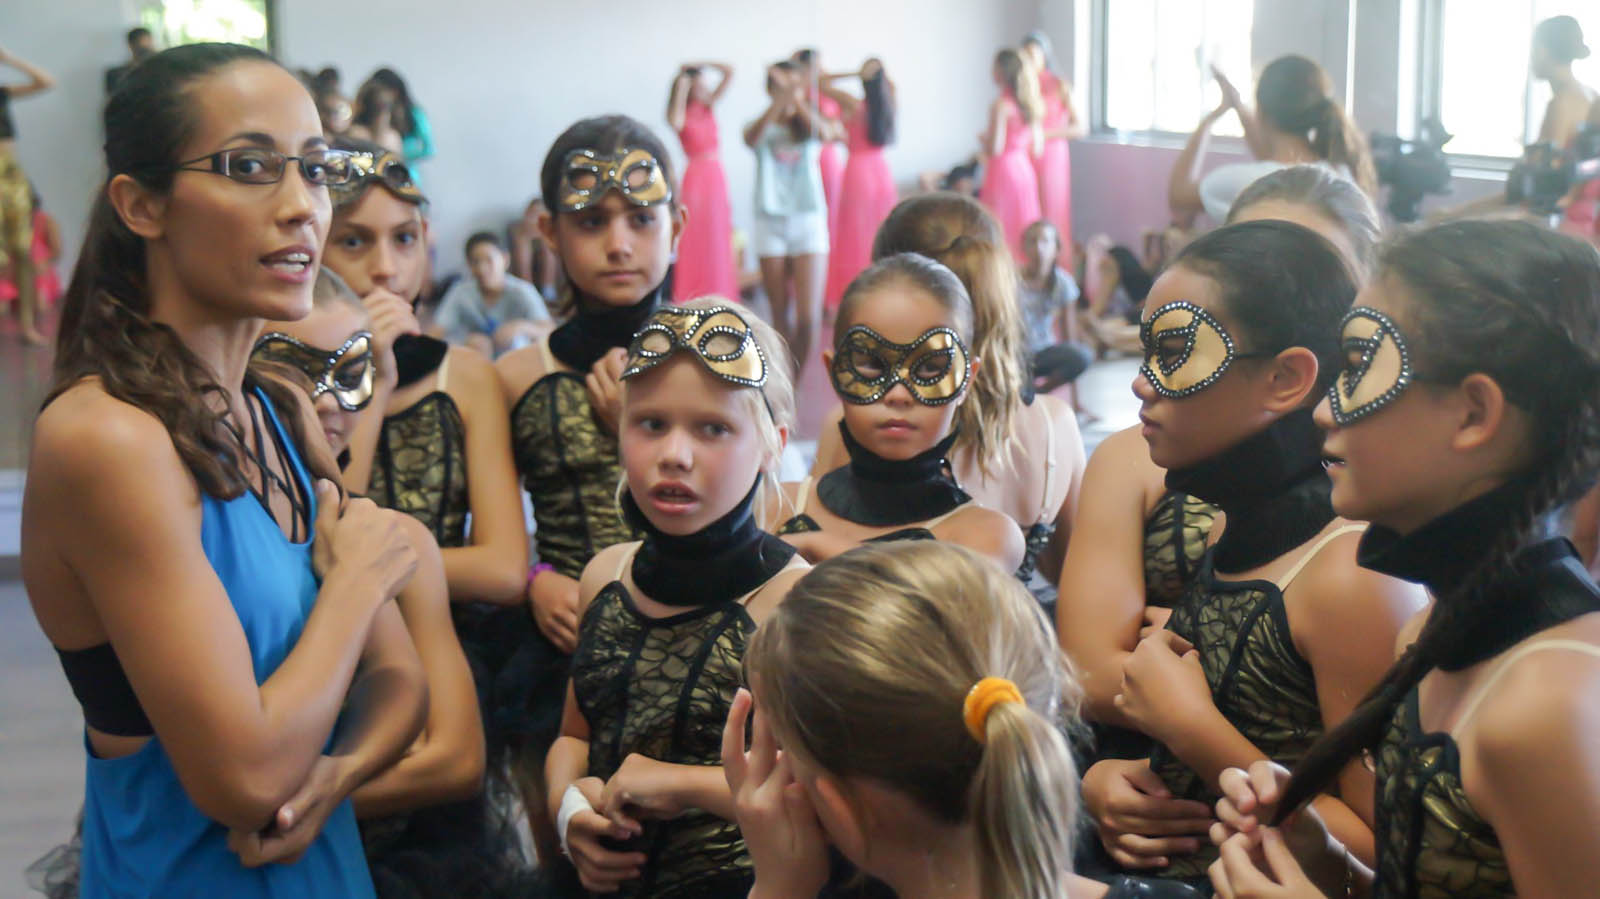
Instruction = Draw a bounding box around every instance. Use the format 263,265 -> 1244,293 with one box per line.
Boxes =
175,147 -> 357,186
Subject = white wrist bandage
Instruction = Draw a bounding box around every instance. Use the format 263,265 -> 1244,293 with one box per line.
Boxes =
556,783 -> 593,857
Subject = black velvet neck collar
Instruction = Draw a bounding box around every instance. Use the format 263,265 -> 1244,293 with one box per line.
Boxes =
1357,475 -> 1600,670
621,478 -> 796,607
392,334 -> 449,389
817,422 -> 970,527
547,281 -> 665,372
1165,408 -> 1335,574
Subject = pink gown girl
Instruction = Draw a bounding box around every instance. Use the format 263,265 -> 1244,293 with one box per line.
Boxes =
824,105 -> 897,308
817,92 -> 847,244
672,99 -> 740,303
1033,71 -> 1073,265
980,95 -> 1042,263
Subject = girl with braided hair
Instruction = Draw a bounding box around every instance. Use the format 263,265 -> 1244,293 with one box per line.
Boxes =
1206,221 -> 1600,899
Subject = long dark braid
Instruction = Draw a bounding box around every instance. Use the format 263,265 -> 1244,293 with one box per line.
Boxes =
1275,220 -> 1600,818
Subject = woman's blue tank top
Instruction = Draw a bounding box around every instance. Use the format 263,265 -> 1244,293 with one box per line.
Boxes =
79,387 -> 375,898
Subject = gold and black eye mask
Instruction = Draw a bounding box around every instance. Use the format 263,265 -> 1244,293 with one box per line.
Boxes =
252,331 -> 376,411
329,150 -> 423,208
555,147 -> 673,212
622,306 -> 767,388
1328,307 -> 1414,426
830,325 -> 972,406
1138,301 -> 1265,398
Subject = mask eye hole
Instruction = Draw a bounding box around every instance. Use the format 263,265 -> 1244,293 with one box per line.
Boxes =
701,331 -> 743,360
848,348 -> 887,380
636,329 -> 673,356
567,169 -> 599,191
912,351 -> 952,382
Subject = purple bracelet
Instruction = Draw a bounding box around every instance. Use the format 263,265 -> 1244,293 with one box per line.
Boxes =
528,562 -> 555,587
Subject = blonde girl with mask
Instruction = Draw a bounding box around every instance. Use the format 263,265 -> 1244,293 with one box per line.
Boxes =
545,299 -> 807,897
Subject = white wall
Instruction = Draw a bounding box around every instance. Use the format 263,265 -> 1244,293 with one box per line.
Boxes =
10,0 -> 1035,277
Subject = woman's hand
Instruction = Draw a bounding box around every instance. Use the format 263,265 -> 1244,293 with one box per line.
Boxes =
1114,630 -> 1215,745
565,776 -> 647,894
1209,830 -> 1329,899
226,755 -> 349,867
530,569 -> 580,654
361,287 -> 422,393
723,689 -> 830,899
311,481 -> 418,603
600,753 -> 688,835
1081,758 -> 1213,869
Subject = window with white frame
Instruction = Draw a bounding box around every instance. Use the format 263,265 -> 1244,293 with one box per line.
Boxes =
1100,0 -> 1255,137
138,0 -> 273,53
1431,1 -> 1599,159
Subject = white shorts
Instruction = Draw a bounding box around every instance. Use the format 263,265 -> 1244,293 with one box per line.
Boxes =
753,209 -> 829,259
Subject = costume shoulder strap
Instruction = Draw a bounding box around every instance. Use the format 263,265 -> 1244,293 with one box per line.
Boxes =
1451,638 -> 1600,738
1274,524 -> 1367,592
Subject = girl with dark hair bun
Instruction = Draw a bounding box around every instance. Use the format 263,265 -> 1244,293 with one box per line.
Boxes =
821,57 -> 899,309
24,42 -> 427,895
1022,31 -> 1084,266
667,61 -> 739,303
1076,221 -> 1422,889
1532,15 -> 1595,149
1170,56 -> 1376,227
494,113 -> 685,863
1208,221 -> 1600,899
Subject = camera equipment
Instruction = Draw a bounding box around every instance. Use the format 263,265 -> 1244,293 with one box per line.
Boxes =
1506,124 -> 1600,216
1372,117 -> 1454,223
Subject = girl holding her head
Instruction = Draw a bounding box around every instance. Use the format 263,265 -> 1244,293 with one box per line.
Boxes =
1077,221 -> 1421,887
809,192 -> 1086,593
791,48 -> 846,239
23,43 -> 427,894
1169,56 -> 1376,228
776,252 -> 1025,572
544,299 -> 807,897
728,540 -> 1200,899
1207,222 -> 1600,899
744,60 -> 841,374
1059,165 -> 1381,769
980,47 -> 1044,262
667,61 -> 739,303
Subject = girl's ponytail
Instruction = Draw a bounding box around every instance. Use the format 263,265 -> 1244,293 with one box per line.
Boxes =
970,698 -> 1078,899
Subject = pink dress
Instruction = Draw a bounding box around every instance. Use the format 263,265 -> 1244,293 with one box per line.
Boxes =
825,106 -> 898,308
0,210 -> 61,307
817,93 -> 847,243
672,100 -> 740,303
980,97 -> 1043,263
1033,72 -> 1073,265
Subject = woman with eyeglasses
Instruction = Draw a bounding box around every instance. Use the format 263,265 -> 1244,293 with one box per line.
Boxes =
22,44 -> 426,896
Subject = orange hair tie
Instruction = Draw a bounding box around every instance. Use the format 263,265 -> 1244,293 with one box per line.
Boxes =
963,677 -> 1024,743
